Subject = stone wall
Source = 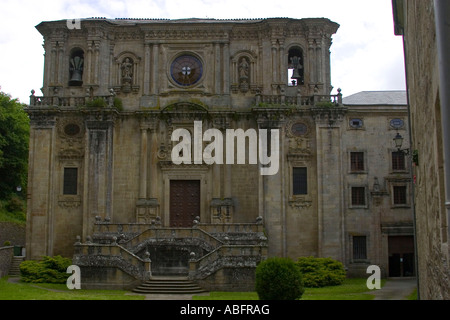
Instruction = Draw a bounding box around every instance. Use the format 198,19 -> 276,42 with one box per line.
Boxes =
0,222 -> 25,247
398,0 -> 450,299
0,246 -> 13,278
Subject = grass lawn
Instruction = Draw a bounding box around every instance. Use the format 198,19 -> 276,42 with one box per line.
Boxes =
0,277 -> 144,300
0,276 -> 385,300
193,278 -> 384,300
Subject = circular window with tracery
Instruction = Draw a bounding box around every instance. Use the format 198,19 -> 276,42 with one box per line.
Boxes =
170,54 -> 203,87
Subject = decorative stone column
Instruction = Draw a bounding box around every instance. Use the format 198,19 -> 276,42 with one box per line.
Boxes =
136,116 -> 159,223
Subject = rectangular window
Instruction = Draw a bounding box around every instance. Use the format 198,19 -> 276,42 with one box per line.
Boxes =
293,167 -> 307,195
392,151 -> 406,171
63,168 -> 78,195
393,186 -> 407,205
351,187 -> 366,206
350,152 -> 365,172
353,236 -> 367,260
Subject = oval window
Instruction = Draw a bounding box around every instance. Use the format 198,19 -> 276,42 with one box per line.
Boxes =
64,123 -> 81,136
350,119 -> 363,129
390,119 -> 404,129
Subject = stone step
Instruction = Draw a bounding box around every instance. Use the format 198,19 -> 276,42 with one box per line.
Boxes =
132,277 -> 206,294
9,256 -> 24,276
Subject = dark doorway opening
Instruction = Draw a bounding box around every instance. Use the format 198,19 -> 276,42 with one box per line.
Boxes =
388,235 -> 415,277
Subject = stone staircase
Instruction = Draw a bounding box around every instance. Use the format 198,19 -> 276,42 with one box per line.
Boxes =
9,256 -> 24,276
132,276 -> 206,295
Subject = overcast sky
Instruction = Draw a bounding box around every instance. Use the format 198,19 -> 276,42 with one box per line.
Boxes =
0,0 -> 406,103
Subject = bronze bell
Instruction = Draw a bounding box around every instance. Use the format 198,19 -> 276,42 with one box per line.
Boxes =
291,68 -> 301,80
69,56 -> 83,86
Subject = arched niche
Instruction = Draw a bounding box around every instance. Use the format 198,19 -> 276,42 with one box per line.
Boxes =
113,51 -> 141,93
69,47 -> 85,86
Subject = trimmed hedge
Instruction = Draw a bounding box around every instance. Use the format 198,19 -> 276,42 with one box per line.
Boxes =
20,255 -> 72,284
255,257 -> 304,300
296,256 -> 346,288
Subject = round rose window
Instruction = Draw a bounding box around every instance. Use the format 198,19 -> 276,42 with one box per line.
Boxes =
170,54 -> 203,86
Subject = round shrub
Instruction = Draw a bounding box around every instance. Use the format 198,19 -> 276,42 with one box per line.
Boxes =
255,257 -> 304,300
296,256 -> 346,288
20,255 -> 72,283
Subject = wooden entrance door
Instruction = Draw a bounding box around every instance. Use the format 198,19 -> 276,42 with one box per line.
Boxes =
170,180 -> 200,227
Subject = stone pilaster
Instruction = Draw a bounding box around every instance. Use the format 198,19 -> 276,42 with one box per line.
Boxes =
313,107 -> 347,261
84,110 -> 116,238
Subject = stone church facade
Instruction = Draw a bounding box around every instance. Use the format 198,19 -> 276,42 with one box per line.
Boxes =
26,17 -> 414,290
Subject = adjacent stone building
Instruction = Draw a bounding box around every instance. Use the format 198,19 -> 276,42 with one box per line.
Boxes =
393,0 -> 450,299
26,17 -> 414,290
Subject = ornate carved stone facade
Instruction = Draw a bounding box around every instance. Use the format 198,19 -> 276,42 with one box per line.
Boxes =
26,17 -> 413,290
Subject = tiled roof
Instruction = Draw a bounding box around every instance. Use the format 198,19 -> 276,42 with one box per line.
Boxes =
343,91 -> 407,105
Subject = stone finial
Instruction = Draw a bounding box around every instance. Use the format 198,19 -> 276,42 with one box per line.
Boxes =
75,235 -> 81,245
145,251 -> 151,262
256,216 -> 263,224
190,252 -> 196,261
155,216 -> 161,227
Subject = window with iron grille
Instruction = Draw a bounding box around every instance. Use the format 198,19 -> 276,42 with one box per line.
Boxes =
293,167 -> 307,195
392,151 -> 406,171
353,236 -> 367,260
350,152 -> 365,172
393,186 -> 407,205
351,187 -> 366,206
63,168 -> 78,195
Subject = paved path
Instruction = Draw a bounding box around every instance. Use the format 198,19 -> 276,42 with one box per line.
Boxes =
371,278 -> 417,300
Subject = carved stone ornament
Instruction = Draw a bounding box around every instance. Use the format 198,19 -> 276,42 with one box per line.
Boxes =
58,195 -> 81,208
286,120 -> 312,155
288,198 -> 313,210
57,117 -> 85,159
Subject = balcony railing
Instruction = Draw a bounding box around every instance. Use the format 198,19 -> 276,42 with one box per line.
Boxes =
29,90 -> 117,108
255,92 -> 343,107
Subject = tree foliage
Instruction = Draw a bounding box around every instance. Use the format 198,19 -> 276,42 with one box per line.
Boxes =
0,91 -> 29,200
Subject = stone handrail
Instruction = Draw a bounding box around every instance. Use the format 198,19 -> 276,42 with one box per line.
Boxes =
73,243 -> 151,281
123,227 -> 224,253
198,223 -> 264,234
189,244 -> 268,280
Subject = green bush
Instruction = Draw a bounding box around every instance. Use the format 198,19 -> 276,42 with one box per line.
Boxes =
6,196 -> 24,212
296,256 -> 346,288
20,255 -> 72,284
255,257 -> 304,300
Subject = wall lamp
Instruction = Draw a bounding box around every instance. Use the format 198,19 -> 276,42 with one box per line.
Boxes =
393,132 -> 410,155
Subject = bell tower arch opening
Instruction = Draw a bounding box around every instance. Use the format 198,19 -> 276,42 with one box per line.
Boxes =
69,47 -> 84,86
287,46 -> 304,87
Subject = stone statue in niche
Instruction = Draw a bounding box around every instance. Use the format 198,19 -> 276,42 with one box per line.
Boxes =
238,57 -> 250,93
121,57 -> 133,93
